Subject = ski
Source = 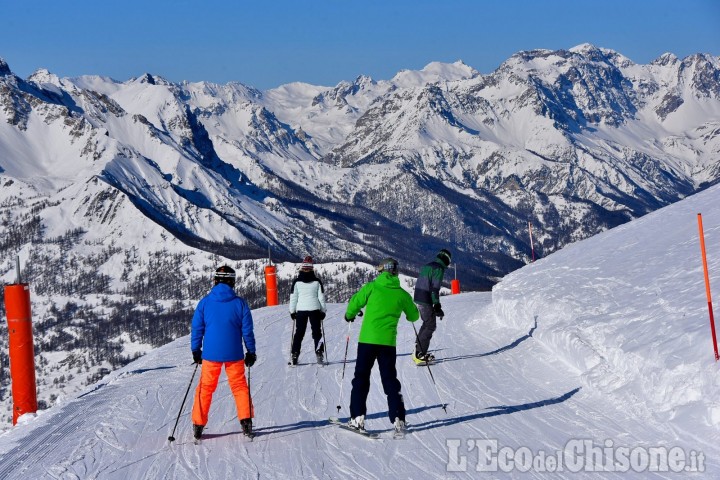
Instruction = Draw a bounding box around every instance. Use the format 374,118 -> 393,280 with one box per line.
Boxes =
328,417 -> 380,439
392,422 -> 410,439
193,432 -> 255,443
412,356 -> 436,367
414,361 -> 435,367
412,353 -> 436,367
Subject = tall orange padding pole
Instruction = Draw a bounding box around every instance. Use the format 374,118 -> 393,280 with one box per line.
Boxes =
265,265 -> 278,306
4,282 -> 38,424
697,213 -> 719,361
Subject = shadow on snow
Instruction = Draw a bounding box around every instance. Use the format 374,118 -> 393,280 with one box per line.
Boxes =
407,386 -> 581,433
249,403 -> 446,436
434,317 -> 537,365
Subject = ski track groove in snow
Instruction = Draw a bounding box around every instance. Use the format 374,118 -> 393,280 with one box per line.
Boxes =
0,397 -> 105,478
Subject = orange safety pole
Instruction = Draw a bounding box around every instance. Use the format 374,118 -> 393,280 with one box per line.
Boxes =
450,264 -> 460,294
697,213 -> 719,361
264,265 -> 278,306
4,283 -> 38,424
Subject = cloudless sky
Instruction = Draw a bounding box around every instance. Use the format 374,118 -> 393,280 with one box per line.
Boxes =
1,0 -> 718,90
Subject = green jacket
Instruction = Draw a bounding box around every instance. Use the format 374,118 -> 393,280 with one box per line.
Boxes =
345,272 -> 420,346
413,256 -> 447,305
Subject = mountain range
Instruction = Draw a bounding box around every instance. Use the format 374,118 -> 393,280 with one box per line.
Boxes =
2,44 -> 719,288
0,43 -> 719,425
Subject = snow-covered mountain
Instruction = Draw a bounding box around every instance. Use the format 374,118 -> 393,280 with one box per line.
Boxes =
2,46 -> 720,287
1,44 -> 720,427
0,179 -> 718,478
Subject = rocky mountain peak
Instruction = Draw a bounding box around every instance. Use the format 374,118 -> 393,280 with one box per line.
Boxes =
28,68 -> 62,85
680,54 -> 720,98
0,57 -> 11,77
652,52 -> 679,66
353,74 -> 376,89
134,73 -> 171,86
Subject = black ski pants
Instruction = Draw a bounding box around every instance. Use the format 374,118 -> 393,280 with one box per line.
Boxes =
350,342 -> 406,423
291,310 -> 324,355
415,303 -> 437,355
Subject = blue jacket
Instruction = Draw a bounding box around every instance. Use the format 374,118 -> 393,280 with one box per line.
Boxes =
191,283 -> 256,362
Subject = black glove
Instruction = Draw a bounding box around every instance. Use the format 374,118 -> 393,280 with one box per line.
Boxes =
290,312 -> 297,320
245,352 -> 257,367
344,314 -> 355,322
192,350 -> 202,364
433,303 -> 445,318
319,311 -> 326,321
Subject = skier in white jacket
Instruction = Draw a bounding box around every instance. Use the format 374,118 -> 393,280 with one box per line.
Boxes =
289,256 -> 327,365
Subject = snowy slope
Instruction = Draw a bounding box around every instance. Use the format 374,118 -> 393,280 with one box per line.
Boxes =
1,184 -> 719,478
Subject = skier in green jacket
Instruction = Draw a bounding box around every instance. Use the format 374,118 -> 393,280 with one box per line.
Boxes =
343,258 -> 420,434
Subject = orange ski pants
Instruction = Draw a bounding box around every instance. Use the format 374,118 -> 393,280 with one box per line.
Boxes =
191,359 -> 254,426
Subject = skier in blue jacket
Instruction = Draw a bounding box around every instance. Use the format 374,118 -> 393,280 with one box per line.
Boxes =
190,265 -> 257,439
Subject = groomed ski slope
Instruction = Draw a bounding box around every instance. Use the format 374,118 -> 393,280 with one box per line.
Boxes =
1,184 -> 720,478
0,299 -> 647,479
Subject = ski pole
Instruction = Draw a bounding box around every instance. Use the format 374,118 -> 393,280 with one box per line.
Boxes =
411,322 -> 447,413
247,363 -> 253,419
289,316 -> 296,364
321,317 -> 329,366
168,362 -> 199,442
336,320 -> 352,413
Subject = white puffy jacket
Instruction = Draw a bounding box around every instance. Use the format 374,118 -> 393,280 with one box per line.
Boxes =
289,271 -> 327,313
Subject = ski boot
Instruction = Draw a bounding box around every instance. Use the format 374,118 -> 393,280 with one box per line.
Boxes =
412,351 -> 435,365
193,424 -> 204,440
393,417 -> 407,438
240,418 -> 253,437
348,415 -> 365,432
315,342 -> 325,364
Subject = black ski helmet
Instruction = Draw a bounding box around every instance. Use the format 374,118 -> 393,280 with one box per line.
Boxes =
377,257 -> 399,276
437,249 -> 451,267
214,265 -> 236,287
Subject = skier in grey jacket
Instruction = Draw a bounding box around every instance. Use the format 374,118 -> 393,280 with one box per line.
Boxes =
412,249 -> 451,364
289,256 -> 327,365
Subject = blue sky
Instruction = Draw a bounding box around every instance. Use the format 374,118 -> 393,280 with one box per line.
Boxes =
1,0 -> 718,90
